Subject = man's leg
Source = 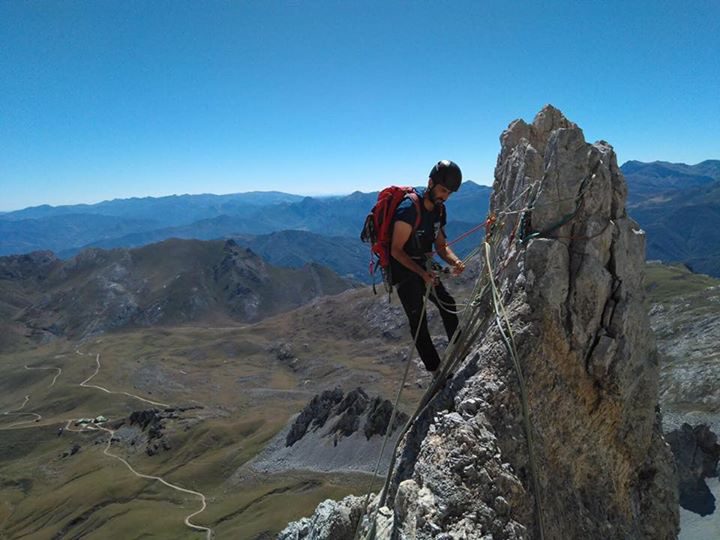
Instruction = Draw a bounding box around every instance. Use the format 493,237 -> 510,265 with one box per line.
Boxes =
430,280 -> 459,343
396,276 -> 441,372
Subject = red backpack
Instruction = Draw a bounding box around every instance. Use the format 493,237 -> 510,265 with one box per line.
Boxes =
360,186 -> 422,292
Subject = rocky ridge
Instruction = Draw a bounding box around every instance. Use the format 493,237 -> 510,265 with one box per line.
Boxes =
97,406 -> 205,457
0,238 -> 356,342
247,387 -> 409,476
281,106 -> 679,539
645,262 -> 720,433
285,387 -> 409,447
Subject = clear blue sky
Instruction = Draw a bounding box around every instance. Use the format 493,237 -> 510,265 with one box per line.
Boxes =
1,0 -> 718,211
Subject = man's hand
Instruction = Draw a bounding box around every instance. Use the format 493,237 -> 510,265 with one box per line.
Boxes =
451,259 -> 466,276
421,270 -> 438,286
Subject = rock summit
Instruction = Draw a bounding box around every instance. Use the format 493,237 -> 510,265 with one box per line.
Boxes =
281,105 -> 679,539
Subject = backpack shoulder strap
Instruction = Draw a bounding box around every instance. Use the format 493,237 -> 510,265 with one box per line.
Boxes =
405,191 -> 423,232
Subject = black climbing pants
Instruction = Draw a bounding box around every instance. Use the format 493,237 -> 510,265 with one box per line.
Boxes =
396,274 -> 459,372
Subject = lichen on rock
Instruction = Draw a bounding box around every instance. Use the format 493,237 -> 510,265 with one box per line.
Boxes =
280,105 -> 679,539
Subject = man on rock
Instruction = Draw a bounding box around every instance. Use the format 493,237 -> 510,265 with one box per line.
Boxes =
390,160 -> 466,374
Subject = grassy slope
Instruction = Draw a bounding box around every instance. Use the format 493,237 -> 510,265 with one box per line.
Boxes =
0,283 -> 431,539
645,263 -> 719,302
2,260 -> 715,538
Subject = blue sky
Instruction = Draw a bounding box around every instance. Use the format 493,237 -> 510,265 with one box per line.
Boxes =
1,0 -> 718,211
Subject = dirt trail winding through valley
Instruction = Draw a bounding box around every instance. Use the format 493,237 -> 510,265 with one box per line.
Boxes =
74,350 -> 212,538
95,423 -> 212,539
24,364 -> 62,387
79,353 -> 169,408
1,394 -> 41,428
2,349 -> 213,538
3,395 -> 29,413
0,361 -> 62,428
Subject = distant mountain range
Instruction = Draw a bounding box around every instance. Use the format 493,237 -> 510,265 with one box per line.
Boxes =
626,168 -> 720,277
0,238 -> 356,347
0,183 -> 491,254
0,181 -> 493,282
622,160 -> 720,206
3,161 -> 720,278
621,160 -> 720,277
0,191 -> 306,223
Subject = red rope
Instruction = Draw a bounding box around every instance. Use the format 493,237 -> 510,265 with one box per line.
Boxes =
432,219 -> 488,257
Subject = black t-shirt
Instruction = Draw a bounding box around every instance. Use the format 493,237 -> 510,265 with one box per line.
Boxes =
390,188 -> 445,284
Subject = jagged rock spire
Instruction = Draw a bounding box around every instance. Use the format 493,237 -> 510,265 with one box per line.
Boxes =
280,106 -> 679,540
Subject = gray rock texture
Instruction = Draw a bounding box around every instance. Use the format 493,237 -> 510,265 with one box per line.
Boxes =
647,266 -> 720,435
278,495 -> 367,540
285,387 -> 408,448
666,423 -> 720,516
249,388 -> 409,476
280,105 -> 679,539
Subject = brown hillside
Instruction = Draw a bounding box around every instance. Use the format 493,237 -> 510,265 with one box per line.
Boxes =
0,238 -> 357,343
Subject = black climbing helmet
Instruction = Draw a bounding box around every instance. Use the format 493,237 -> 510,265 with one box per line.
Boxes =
429,160 -> 462,192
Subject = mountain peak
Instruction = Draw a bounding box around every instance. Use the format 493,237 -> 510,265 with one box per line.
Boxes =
1,238 -> 356,341
283,106 -> 678,539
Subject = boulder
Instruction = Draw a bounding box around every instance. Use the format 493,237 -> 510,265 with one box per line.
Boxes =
666,423 -> 720,515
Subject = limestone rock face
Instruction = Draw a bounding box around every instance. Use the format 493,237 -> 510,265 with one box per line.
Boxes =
281,106 -> 679,539
278,495 -> 367,540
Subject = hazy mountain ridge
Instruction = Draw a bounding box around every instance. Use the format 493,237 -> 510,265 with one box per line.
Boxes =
4,165 -> 720,279
56,229 -> 371,282
622,159 -> 720,180
615,160 -> 720,277
0,183 -> 492,258
0,214 -> 159,256
622,159 -> 720,206
0,191 -> 306,222
56,221 -> 482,285
627,177 -> 720,277
234,231 -> 368,282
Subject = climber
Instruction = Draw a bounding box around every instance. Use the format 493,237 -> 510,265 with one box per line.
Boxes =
390,160 -> 465,374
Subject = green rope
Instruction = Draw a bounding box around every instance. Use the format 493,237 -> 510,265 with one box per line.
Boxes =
361,241 -> 548,540
484,242 -> 546,540
354,273 -> 433,540
362,271 -> 491,539
362,256 -> 496,539
357,240 -> 491,540
519,164 -> 599,244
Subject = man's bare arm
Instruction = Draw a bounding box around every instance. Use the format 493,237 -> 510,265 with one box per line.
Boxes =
435,229 -> 465,275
